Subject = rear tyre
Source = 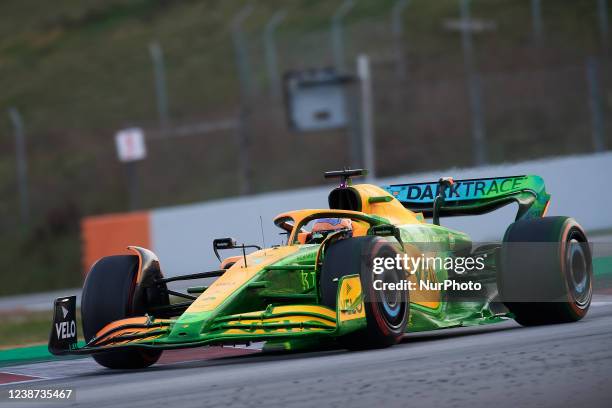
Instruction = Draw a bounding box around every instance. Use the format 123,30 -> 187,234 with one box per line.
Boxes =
499,217 -> 592,326
81,255 -> 162,369
320,236 -> 409,349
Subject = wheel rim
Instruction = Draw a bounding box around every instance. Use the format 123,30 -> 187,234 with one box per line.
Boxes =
367,243 -> 408,331
566,236 -> 591,308
379,268 -> 406,328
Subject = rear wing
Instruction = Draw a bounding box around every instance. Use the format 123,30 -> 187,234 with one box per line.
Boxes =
383,175 -> 550,221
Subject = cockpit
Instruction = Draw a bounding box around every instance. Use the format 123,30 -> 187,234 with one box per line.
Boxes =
274,210 -> 385,246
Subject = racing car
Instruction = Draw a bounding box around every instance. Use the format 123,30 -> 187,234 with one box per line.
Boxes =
49,169 -> 593,368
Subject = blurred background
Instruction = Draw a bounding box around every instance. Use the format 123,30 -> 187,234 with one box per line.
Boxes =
1,0 -> 611,296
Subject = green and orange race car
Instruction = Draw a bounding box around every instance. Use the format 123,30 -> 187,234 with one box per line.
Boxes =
49,169 -> 593,369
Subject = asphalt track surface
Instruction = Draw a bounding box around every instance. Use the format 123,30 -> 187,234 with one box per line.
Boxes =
2,296 -> 612,408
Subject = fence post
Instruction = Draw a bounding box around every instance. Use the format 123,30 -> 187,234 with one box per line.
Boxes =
460,0 -> 488,165
331,0 -> 355,72
357,55 -> 376,180
263,10 -> 287,98
587,57 -> 606,152
231,5 -> 255,195
531,0 -> 544,46
232,5 -> 254,100
391,0 -> 410,81
8,108 -> 29,227
148,41 -> 170,129
598,0 -> 610,52
126,162 -> 140,211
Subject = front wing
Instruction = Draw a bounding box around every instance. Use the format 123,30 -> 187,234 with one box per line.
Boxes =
49,275 -> 365,355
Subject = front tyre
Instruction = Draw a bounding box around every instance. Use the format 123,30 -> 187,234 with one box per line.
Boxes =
499,216 -> 593,326
81,255 -> 162,369
320,236 -> 409,349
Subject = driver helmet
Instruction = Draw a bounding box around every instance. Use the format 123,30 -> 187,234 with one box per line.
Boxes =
310,218 -> 353,241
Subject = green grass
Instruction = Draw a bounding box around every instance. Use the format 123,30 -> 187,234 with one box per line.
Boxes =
0,310 -> 64,348
0,224 -> 82,297
0,310 -> 85,366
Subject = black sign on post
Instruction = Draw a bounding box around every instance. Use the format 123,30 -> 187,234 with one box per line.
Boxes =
284,68 -> 356,132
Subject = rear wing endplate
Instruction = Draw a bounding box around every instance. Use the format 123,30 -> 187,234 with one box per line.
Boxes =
383,175 -> 550,221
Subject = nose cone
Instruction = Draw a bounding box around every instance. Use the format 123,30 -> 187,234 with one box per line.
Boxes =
166,312 -> 212,343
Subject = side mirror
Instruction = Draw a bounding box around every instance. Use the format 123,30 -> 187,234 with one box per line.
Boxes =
214,237 -> 236,249
213,238 -> 237,261
212,238 -> 262,265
